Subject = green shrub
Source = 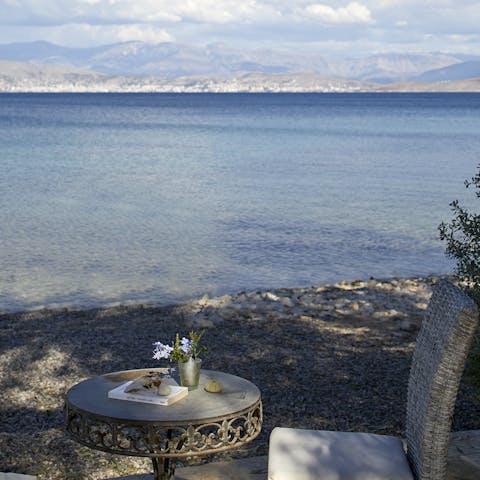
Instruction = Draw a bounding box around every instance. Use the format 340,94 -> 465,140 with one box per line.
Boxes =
439,164 -> 480,397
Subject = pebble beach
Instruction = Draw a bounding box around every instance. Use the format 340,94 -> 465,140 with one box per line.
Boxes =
1,275 -> 480,479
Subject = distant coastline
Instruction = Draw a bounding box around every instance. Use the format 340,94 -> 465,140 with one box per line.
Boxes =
1,60 -> 479,93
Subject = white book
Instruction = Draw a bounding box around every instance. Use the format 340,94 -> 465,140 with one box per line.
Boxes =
108,380 -> 188,406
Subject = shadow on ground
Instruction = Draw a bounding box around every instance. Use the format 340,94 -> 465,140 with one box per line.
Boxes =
1,281 -> 479,479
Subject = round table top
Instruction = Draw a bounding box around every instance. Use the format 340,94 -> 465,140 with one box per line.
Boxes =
66,368 -> 261,426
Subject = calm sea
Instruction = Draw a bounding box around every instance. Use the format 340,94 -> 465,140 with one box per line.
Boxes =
1,93 -> 479,312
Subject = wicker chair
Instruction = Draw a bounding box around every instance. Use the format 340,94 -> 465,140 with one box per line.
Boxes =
268,279 -> 479,480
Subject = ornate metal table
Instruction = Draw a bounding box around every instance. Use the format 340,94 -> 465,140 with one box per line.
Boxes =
64,368 -> 262,480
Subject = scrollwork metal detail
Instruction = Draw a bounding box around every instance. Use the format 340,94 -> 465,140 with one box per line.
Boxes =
64,400 -> 262,458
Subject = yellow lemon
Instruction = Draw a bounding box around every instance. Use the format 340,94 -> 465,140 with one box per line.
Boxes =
205,380 -> 223,393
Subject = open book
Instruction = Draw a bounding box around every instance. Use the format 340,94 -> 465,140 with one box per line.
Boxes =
108,374 -> 188,406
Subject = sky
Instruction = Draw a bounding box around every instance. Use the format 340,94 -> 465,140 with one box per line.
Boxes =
0,0 -> 479,56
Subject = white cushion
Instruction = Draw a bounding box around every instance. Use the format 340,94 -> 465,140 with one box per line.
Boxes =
268,428 -> 414,480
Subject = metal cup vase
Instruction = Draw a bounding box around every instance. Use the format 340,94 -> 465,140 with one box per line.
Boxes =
178,357 -> 202,390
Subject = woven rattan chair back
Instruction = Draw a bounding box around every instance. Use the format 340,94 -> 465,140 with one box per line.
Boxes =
406,279 -> 478,480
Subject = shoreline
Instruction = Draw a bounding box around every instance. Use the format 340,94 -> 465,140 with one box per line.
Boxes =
1,274 -> 479,479
0,273 -> 447,318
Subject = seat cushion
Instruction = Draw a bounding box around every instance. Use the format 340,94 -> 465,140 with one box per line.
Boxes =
268,428 -> 414,480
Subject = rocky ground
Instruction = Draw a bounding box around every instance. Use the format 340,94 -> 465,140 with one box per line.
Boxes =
1,275 -> 479,479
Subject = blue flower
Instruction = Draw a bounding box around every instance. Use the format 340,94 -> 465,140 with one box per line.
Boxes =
179,337 -> 193,355
152,342 -> 173,360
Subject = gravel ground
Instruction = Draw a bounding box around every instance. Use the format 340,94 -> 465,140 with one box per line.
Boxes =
1,276 -> 479,479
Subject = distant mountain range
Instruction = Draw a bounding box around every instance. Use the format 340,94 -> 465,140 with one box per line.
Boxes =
0,41 -> 479,92
1,59 -> 479,93
412,61 -> 480,82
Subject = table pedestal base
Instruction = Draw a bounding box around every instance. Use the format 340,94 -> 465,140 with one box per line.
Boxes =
152,457 -> 176,480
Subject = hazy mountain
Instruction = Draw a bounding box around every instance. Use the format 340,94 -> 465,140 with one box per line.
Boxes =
412,61 -> 480,82
1,60 -> 478,93
0,61 -> 374,92
0,41 -> 328,77
0,41 -> 110,68
0,59 -> 106,87
0,40 -> 463,83
335,53 -> 460,83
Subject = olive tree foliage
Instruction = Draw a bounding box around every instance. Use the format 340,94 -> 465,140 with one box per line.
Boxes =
439,166 -> 480,293
439,164 -> 480,394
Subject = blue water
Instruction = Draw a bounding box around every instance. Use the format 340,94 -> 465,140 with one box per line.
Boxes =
1,93 -> 479,312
